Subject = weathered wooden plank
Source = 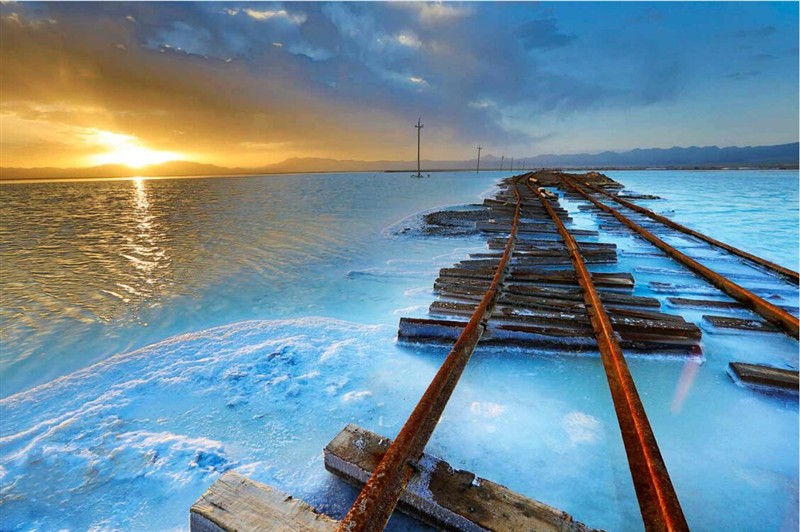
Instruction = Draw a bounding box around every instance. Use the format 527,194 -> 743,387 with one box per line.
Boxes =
475,249 -> 618,260
487,238 -> 606,251
478,222 -> 598,236
441,260 -> 621,280
508,270 -> 630,286
605,306 -> 687,324
666,297 -> 744,309
324,424 -> 598,532
455,250 -> 618,270
435,272 -> 635,292
437,285 -> 659,311
617,193 -> 661,200
428,301 -> 700,344
703,315 -> 781,333
398,317 -> 699,353
429,300 -> 587,324
649,282 -> 717,296
190,471 -> 337,532
728,363 -> 799,395
504,284 -> 655,305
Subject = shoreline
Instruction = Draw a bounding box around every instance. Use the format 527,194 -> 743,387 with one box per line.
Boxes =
1,166 -> 798,184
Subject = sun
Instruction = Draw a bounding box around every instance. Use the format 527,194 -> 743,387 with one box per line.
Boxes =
89,130 -> 183,168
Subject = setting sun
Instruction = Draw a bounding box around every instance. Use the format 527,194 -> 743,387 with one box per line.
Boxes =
90,130 -> 182,168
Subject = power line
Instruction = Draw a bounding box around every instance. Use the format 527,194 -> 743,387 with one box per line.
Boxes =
476,145 -> 482,173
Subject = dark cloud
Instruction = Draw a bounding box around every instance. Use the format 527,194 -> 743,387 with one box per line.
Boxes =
516,18 -> 576,51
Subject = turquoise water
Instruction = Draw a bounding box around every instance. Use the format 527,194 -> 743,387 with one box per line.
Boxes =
0,170 -> 797,531
605,170 -> 799,272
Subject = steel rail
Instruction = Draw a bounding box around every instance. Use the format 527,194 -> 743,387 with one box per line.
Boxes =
560,175 -> 799,338
571,175 -> 799,285
528,178 -> 689,532
337,177 -> 523,532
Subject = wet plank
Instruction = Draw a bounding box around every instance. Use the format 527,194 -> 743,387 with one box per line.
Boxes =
399,317 -> 700,353
440,261 -> 622,280
617,193 -> 661,200
728,362 -> 799,395
434,272 -> 637,293
437,285 -> 660,311
703,315 -> 781,333
666,297 -> 744,309
478,221 -> 598,236
190,471 -> 337,532
324,424 -> 598,532
428,301 -> 701,344
487,238 -> 609,251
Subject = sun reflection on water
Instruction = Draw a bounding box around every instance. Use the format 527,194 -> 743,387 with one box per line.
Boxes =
125,177 -> 169,298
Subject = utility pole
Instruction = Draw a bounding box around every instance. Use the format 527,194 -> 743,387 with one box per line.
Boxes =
521,159 -> 525,171
510,157 -> 514,172
500,155 -> 504,172
414,118 -> 424,178
476,145 -> 482,173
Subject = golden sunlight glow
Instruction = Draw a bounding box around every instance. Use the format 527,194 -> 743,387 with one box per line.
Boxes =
90,130 -> 183,168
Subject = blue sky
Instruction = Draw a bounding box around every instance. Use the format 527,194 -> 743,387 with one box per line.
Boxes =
1,2 -> 797,167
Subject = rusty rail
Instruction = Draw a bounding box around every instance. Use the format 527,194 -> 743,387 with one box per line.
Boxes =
572,175 -> 799,285
560,175 -> 799,338
528,178 -> 689,531
337,177 -> 523,532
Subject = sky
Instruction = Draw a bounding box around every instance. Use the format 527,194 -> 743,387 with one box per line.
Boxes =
1,1 -> 798,169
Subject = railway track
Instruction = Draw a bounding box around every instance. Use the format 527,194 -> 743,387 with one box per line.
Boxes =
569,174 -> 799,285
336,177 -> 525,531
192,170 -> 797,532
548,172 -> 799,338
341,174 -> 694,531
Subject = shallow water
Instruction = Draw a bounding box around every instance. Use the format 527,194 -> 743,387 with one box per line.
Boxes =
0,170 -> 797,531
0,172 -> 501,397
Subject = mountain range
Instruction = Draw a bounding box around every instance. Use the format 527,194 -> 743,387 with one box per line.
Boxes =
2,142 -> 797,180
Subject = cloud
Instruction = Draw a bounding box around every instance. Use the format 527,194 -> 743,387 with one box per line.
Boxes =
1,2 -> 797,168
516,18 -> 576,51
409,2 -> 473,24
147,21 -> 213,57
286,42 -> 332,62
0,7 -> 403,166
396,32 -> 422,48
242,8 -> 306,25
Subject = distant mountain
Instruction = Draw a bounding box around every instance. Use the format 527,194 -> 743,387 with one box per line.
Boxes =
234,142 -> 800,173
520,142 -> 799,169
2,142 -> 796,180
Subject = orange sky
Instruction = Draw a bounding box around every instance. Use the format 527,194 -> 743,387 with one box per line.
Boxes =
2,2 -> 797,169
